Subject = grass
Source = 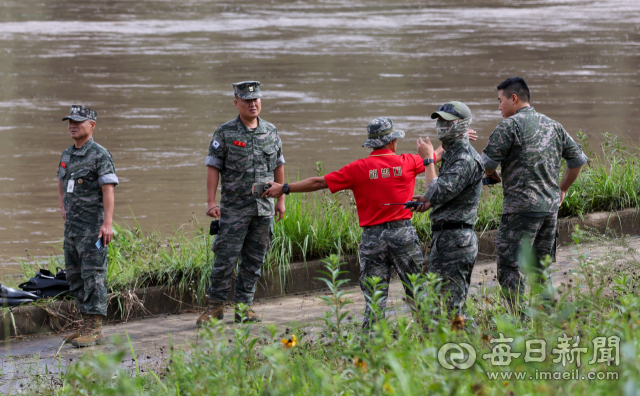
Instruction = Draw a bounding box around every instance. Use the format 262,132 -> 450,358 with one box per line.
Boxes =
9,134 -> 640,305
10,229 -> 640,396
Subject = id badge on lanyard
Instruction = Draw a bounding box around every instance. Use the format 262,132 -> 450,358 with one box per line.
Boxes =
67,180 -> 75,193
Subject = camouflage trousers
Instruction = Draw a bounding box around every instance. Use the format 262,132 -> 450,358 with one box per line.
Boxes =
359,220 -> 423,329
207,214 -> 273,305
496,213 -> 558,303
427,229 -> 477,318
64,235 -> 108,316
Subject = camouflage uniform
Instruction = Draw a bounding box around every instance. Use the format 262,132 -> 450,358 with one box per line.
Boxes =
58,133 -> 118,317
359,221 -> 424,329
481,106 -> 587,298
424,136 -> 484,317
205,82 -> 284,305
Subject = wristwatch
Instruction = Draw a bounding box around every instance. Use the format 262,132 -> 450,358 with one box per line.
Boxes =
423,158 -> 435,166
282,183 -> 290,195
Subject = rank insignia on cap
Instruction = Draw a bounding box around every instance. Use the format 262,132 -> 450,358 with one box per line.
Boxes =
232,81 -> 261,99
233,141 -> 247,147
60,162 -> 66,168
212,140 -> 220,150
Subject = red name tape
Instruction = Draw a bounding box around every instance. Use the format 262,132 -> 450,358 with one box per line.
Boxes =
60,162 -> 67,168
233,141 -> 247,147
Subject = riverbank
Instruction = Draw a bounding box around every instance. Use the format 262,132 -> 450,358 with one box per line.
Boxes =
3,206 -> 638,340
2,231 -> 640,395
9,135 -> 638,302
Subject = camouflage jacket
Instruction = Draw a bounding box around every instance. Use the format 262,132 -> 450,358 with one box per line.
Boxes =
57,138 -> 119,237
205,116 -> 285,217
424,138 -> 484,225
481,106 -> 588,214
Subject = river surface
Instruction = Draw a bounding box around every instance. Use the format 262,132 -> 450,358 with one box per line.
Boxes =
0,0 -> 639,267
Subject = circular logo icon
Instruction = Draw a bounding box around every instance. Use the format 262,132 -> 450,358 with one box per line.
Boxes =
438,342 -> 477,370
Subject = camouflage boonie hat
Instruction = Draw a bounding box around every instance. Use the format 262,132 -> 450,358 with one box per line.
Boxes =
362,117 -> 405,148
233,81 -> 261,100
430,101 -> 472,121
62,105 -> 97,122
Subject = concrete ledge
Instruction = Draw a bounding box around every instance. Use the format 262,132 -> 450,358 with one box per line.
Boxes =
1,208 -> 638,340
474,207 -> 640,260
0,256 -> 361,340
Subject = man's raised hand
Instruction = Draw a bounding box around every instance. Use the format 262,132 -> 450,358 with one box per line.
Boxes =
416,137 -> 434,160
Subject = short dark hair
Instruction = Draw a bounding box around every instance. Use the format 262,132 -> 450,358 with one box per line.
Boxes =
497,77 -> 530,103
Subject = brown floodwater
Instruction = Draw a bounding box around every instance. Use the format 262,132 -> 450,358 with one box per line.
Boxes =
0,0 -> 639,269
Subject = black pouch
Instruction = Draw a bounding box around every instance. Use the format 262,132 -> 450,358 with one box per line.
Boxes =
18,267 -> 70,299
209,220 -> 220,235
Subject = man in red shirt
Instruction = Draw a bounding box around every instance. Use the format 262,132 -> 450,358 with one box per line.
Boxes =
262,117 -> 428,329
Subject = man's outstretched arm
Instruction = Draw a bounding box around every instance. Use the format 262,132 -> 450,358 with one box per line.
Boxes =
262,177 -> 328,199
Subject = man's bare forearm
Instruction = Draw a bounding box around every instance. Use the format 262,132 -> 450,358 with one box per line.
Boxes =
207,166 -> 220,207
425,164 -> 437,187
290,177 -> 328,193
559,166 -> 583,192
57,179 -> 64,209
101,184 -> 115,226
274,165 -> 285,203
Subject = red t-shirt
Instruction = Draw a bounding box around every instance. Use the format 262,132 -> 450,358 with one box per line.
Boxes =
324,149 -> 426,227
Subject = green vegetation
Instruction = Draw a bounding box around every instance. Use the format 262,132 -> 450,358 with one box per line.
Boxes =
11,231 -> 640,395
12,134 -> 640,304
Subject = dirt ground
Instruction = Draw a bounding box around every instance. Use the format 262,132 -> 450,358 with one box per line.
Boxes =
1,236 -> 638,393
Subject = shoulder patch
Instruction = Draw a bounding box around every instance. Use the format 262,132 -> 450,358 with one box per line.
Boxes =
212,140 -> 220,150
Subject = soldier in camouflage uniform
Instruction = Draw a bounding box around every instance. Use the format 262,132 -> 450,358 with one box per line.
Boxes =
56,105 -> 119,347
198,81 -> 286,326
412,102 -> 484,323
481,77 -> 587,313
264,117 -> 426,329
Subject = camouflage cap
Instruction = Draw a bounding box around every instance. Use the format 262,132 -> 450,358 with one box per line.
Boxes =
62,105 -> 97,122
430,101 -> 472,121
362,117 -> 405,148
233,81 -> 261,100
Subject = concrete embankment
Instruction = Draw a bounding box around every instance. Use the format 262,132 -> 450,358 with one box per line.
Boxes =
1,208 -> 638,340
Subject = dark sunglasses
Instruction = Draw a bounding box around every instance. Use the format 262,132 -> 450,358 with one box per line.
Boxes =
437,104 -> 464,119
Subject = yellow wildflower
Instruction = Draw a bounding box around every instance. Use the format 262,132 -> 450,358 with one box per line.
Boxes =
354,358 -> 368,372
281,334 -> 298,349
451,314 -> 465,331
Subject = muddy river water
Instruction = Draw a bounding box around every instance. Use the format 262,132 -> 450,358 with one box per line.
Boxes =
0,0 -> 638,266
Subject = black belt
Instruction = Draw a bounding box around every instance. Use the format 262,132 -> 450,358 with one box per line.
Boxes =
364,219 -> 412,230
431,223 -> 473,232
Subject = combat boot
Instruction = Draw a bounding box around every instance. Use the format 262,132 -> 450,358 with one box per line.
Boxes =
72,314 -> 106,348
62,315 -> 88,344
196,301 -> 224,327
234,305 -> 261,323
